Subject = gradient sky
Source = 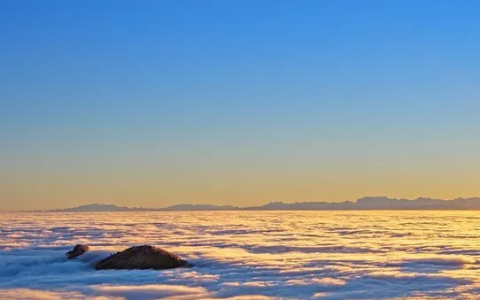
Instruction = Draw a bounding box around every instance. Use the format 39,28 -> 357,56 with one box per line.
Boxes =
1,0 -> 479,210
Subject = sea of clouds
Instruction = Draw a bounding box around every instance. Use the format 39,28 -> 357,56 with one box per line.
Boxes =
0,211 -> 479,299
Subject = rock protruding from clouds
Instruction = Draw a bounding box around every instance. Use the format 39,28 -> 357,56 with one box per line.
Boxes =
95,245 -> 187,270
66,244 -> 90,259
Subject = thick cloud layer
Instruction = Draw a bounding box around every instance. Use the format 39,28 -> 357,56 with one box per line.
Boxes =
0,211 -> 479,299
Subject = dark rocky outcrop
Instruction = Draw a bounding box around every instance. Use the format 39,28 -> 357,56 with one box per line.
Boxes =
66,244 -> 90,259
95,245 -> 187,270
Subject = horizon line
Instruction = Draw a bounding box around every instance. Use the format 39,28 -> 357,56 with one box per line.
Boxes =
6,195 -> 480,212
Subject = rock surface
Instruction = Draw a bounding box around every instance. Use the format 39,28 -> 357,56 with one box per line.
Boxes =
66,244 -> 90,259
95,245 -> 187,270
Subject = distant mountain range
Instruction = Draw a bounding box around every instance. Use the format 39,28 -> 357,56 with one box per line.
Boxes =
48,197 -> 480,212
49,203 -> 238,212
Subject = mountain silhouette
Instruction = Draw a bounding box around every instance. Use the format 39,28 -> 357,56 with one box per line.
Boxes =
49,197 -> 480,212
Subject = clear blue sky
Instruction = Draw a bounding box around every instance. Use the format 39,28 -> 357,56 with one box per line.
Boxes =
1,0 -> 479,210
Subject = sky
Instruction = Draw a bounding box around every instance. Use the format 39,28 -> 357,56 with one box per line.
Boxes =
1,0 -> 479,210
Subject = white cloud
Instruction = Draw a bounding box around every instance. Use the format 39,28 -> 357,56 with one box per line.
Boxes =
0,211 -> 478,299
